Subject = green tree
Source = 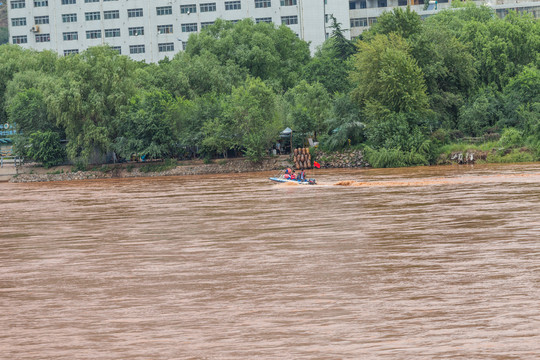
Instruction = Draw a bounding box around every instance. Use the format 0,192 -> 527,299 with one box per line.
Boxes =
411,24 -> 477,128
0,45 -> 57,123
207,77 -> 282,161
157,51 -> 246,99
25,131 -> 66,168
302,41 -> 352,94
48,46 -> 139,162
501,65 -> 540,128
7,88 -> 52,134
186,19 -> 310,91
323,93 -> 365,150
285,80 -> 331,139
458,86 -> 502,136
350,33 -> 429,114
171,93 -> 225,156
364,6 -> 422,40
431,6 -> 538,89
113,90 -> 178,160
329,15 -> 355,60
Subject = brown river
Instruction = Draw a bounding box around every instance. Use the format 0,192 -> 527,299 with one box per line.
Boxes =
1,163 -> 540,359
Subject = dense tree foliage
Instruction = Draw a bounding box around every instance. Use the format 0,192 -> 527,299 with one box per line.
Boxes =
1,6 -> 538,168
24,131 -> 66,168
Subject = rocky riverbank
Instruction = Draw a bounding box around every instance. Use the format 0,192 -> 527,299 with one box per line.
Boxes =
9,156 -> 292,183
9,149 -> 374,183
7,147 -> 525,183
312,149 -> 370,168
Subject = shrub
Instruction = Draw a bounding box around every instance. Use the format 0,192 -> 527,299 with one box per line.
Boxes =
139,158 -> 177,173
26,131 -> 66,168
486,148 -> 534,163
498,128 -> 523,149
72,160 -> 87,172
364,147 -> 428,168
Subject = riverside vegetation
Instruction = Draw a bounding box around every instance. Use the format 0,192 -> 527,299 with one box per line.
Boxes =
1,3 -> 538,170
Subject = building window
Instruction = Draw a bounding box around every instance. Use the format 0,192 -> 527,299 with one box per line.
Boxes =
62,13 -> 77,22
12,35 -> 28,44
157,24 -> 173,34
85,12 -> 101,21
85,0 -> 99,2
281,15 -> 298,25
129,45 -> 145,54
377,0 -> 387,7
128,8 -> 143,18
225,1 -> 241,10
105,28 -> 120,37
180,4 -> 196,14
104,10 -> 119,19
201,21 -> 214,29
200,3 -> 216,12
158,42 -> 174,52
11,17 -> 27,26
128,27 -> 144,36
110,46 -> 121,54
280,0 -> 296,5
368,17 -> 377,25
398,0 -> 407,5
349,0 -> 367,9
86,30 -> 101,39
157,6 -> 172,16
34,16 -> 49,24
34,0 -> 48,7
64,49 -> 79,55
61,0 -> 76,4
11,0 -> 26,9
350,17 -> 367,27
35,33 -> 50,42
63,31 -> 78,40
256,17 -> 272,23
255,0 -> 271,8
181,23 -> 197,32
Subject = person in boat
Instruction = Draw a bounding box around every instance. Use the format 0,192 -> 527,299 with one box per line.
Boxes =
283,167 -> 292,179
290,170 -> 296,180
299,168 -> 306,182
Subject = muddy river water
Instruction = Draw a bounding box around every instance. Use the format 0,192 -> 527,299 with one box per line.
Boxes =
1,164 -> 540,359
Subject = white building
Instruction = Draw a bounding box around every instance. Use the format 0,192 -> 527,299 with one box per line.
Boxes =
7,0 -> 540,62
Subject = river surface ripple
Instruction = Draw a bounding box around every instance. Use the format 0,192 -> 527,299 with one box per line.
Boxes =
1,164 -> 540,359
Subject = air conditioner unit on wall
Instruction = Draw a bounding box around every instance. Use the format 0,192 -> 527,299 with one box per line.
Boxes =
30,26 -> 40,33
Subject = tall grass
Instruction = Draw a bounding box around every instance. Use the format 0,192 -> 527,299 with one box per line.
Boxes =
139,158 -> 178,173
364,147 -> 428,168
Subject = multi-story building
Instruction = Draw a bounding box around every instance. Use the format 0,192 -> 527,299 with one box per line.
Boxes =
7,0 -> 540,62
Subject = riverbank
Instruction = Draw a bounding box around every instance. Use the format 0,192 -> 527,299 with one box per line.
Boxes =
6,146 -> 536,183
7,148 -> 372,183
9,156 -> 293,183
